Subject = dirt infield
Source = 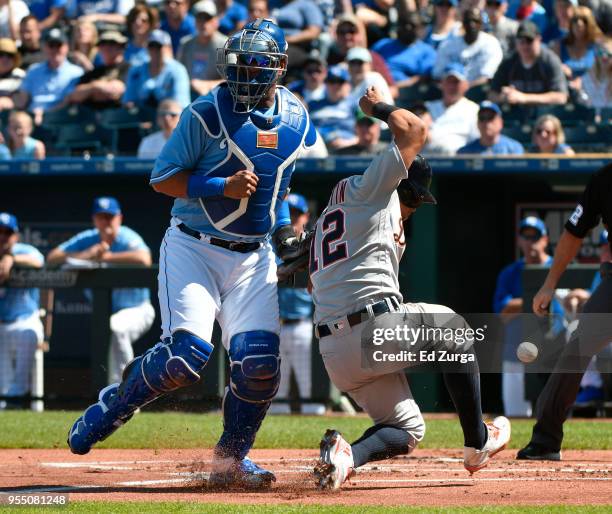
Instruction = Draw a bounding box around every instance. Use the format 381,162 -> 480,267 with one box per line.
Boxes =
1,448 -> 611,507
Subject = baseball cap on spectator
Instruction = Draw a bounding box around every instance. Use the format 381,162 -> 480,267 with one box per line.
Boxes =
98,31 -> 128,46
356,110 -> 378,126
443,62 -> 467,81
148,29 -> 172,47
600,230 -> 609,246
434,0 -> 459,6
0,212 -> 18,233
479,100 -> 502,117
517,20 -> 540,40
193,0 -> 217,18
336,13 -> 359,28
346,47 -> 372,64
519,216 -> 547,237
44,28 -> 68,45
0,38 -> 20,67
92,197 -> 122,216
287,193 -> 308,213
325,65 -> 349,83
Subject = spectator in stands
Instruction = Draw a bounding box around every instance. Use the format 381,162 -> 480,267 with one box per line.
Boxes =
125,4 -> 159,67
69,19 -> 98,71
14,28 -> 83,124
247,0 -> 269,21
160,0 -> 196,55
0,0 -> 29,40
307,65 -> 357,150
65,31 -> 129,109
581,38 -> 611,113
0,110 -> 45,158
494,216 -> 555,417
27,0 -> 66,31
346,47 -> 393,106
327,14 -> 395,94
273,0 -> 324,76
177,0 -> 226,97
0,212 -> 44,410
489,20 -> 568,105
434,7 -> 503,87
371,12 -> 437,89
287,54 -> 327,104
137,99 -> 181,158
217,0 -> 247,35
424,0 -> 461,50
530,113 -> 575,155
485,0 -> 519,54
123,29 -> 190,109
457,100 -> 525,154
551,6 -> 603,91
71,0 -> 133,26
425,62 -> 480,155
507,0 -> 548,34
47,197 -> 155,385
0,38 -> 24,111
18,16 -> 44,70
334,111 -> 387,156
543,0 -> 575,43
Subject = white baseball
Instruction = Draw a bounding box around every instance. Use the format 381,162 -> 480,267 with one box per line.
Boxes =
517,342 -> 538,363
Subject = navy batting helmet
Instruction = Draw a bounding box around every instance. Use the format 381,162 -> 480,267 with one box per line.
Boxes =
217,18 -> 288,113
397,154 -> 436,208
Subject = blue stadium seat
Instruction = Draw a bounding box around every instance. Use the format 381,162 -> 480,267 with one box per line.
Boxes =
397,81 -> 442,108
536,104 -> 596,125
563,124 -> 612,152
43,105 -> 97,128
99,107 -> 156,154
465,83 -> 491,104
54,123 -> 113,156
499,104 -> 535,126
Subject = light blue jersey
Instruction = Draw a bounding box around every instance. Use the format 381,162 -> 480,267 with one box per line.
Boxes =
278,287 -> 312,320
58,226 -> 151,313
150,84 -> 316,243
0,243 -> 43,322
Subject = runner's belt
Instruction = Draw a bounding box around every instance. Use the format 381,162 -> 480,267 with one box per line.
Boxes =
316,297 -> 400,338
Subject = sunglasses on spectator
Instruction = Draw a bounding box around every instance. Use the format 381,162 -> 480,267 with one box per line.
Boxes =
520,233 -> 543,242
0,51 -> 15,59
159,111 -> 180,117
0,228 -> 14,236
305,67 -> 323,75
436,2 -> 454,7
485,0 -> 502,6
337,27 -> 357,36
536,127 -> 552,136
326,78 -> 345,85
348,59 -> 365,66
518,37 -> 535,44
478,111 -> 497,122
46,42 -> 63,49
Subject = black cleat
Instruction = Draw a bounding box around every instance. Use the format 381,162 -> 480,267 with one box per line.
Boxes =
516,443 -> 561,461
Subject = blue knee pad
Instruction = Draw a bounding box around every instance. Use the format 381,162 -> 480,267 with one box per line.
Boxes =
228,331 -> 280,403
68,331 -> 213,455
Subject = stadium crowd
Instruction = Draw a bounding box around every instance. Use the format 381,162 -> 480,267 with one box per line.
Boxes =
0,0 -> 607,157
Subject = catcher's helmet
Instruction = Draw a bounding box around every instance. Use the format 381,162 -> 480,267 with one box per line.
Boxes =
217,18 -> 288,113
397,154 -> 437,208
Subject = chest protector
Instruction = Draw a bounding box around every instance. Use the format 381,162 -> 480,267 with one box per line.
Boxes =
193,85 -> 310,238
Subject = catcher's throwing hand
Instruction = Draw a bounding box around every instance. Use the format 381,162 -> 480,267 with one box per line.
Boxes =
224,170 -> 259,199
359,86 -> 387,117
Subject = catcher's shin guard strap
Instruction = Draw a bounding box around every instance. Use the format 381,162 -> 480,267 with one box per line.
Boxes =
141,330 -> 213,393
228,331 -> 280,403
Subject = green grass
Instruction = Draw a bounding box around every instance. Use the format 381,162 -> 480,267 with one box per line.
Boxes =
0,411 -> 610,451
1,504 -> 611,514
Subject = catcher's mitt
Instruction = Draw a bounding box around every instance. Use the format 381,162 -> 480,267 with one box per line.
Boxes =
276,228 -> 313,286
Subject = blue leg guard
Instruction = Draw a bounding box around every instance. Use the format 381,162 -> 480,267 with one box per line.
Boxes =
215,331 -> 280,461
68,330 -> 213,455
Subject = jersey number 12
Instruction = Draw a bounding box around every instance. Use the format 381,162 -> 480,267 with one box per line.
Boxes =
310,208 -> 348,274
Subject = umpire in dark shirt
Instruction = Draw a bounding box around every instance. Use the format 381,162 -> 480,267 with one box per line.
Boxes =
518,163 -> 612,461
